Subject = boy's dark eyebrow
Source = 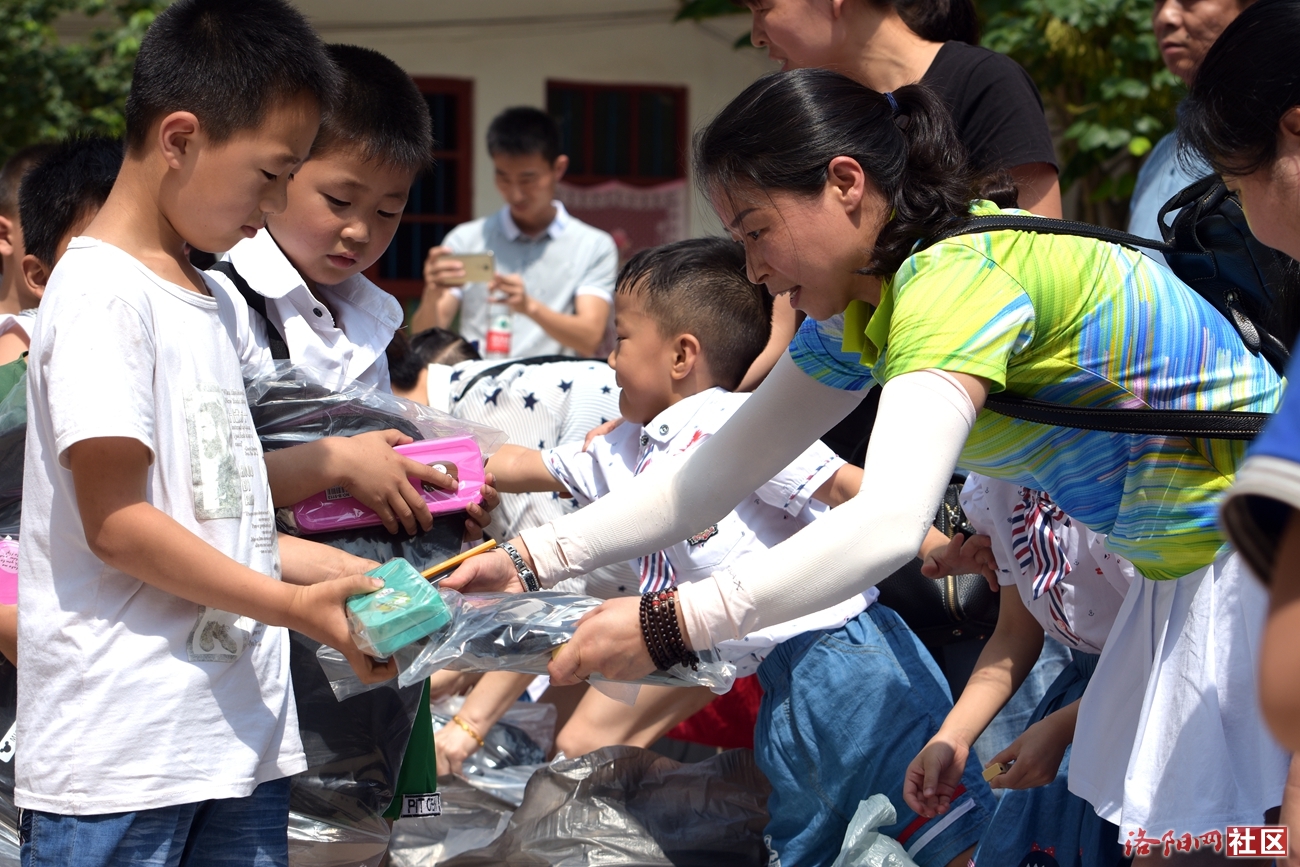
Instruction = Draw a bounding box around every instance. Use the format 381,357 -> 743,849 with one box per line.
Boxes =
729,208 -> 758,228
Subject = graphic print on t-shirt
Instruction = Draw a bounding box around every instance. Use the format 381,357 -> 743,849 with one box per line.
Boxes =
186,606 -> 263,664
185,384 -> 243,520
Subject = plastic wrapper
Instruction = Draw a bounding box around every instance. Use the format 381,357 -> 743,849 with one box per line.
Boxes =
430,745 -> 771,866
247,364 -> 506,458
830,795 -> 921,867
399,590 -> 736,691
348,559 -> 453,658
317,590 -> 736,700
284,630 -> 423,867
388,777 -> 516,867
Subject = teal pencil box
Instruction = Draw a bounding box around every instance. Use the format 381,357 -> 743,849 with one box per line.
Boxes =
346,558 -> 453,658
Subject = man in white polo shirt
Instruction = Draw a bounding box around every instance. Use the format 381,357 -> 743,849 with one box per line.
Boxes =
410,107 -> 617,359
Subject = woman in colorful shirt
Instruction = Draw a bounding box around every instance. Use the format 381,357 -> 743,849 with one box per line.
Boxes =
444,69 -> 1286,859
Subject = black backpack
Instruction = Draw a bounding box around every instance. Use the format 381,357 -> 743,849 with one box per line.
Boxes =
914,175 -> 1299,440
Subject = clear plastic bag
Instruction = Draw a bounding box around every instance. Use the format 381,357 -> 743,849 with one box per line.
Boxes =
316,589 -> 736,699
399,590 -> 736,691
830,795 -> 922,867
247,364 -> 507,458
432,745 -> 771,866
388,777 -> 516,867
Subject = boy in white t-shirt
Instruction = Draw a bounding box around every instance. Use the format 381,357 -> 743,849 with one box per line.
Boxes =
208,44 -> 495,541
17,2 -> 395,863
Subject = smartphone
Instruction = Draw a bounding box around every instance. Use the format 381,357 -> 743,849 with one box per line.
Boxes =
437,251 -> 494,286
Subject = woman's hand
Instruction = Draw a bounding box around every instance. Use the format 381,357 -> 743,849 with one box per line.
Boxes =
904,730 -> 972,818
921,532 -> 999,592
985,704 -> 1076,790
549,596 -> 656,685
440,546 -> 525,594
435,719 -> 482,777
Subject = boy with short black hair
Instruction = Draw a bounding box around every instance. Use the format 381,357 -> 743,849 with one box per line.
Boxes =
412,106 -> 618,358
18,2 -> 394,863
209,43 -> 490,540
447,237 -> 996,867
0,144 -> 56,364
17,136 -> 123,299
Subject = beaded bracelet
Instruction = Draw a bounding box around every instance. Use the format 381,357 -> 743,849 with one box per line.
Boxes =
450,714 -> 485,747
639,589 -> 699,671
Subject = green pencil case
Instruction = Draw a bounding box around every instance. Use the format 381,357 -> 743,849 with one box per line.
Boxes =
347,558 -> 453,658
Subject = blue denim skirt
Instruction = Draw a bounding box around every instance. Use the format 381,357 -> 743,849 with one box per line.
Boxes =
755,604 -> 995,867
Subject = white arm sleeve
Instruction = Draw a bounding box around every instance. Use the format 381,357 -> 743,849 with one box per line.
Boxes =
518,352 -> 866,584
677,368 -> 976,648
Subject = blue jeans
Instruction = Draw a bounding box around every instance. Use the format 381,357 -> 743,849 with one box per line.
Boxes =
20,777 -> 290,867
756,605 -> 995,867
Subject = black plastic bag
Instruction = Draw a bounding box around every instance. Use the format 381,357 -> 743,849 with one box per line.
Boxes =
245,368 -> 485,865
440,746 -> 772,867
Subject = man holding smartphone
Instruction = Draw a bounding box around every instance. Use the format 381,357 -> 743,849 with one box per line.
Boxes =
410,107 -> 617,359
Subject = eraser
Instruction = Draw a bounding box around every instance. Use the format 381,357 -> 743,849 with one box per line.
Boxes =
347,558 -> 453,657
982,762 -> 1011,782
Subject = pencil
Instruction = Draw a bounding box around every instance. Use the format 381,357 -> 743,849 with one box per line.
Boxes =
421,539 -> 498,580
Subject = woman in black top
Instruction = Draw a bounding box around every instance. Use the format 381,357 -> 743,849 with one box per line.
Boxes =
742,0 -> 1061,217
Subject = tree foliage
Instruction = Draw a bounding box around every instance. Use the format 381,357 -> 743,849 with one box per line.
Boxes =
675,0 -> 1179,225
982,0 -> 1181,225
0,0 -> 165,164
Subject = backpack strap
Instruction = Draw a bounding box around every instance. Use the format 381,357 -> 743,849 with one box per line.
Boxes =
210,260 -> 290,361
915,216 -> 1267,440
983,393 -> 1267,440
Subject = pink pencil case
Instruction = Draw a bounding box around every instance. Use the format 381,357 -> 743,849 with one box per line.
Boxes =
293,435 -> 485,534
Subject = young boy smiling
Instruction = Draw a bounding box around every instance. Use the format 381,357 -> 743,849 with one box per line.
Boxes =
17,2 -> 394,863
209,44 -> 497,540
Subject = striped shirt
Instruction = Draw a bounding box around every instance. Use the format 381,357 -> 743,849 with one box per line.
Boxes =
789,201 -> 1284,581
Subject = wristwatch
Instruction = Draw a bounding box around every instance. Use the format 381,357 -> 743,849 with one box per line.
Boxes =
501,542 -> 541,592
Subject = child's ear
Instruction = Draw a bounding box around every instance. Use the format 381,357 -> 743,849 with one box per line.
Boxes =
157,111 -> 202,170
671,333 -> 703,381
20,254 -> 50,298
552,154 -> 570,183
0,215 -> 15,259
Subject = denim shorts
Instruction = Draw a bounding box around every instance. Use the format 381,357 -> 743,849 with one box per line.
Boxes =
20,777 -> 290,867
756,605 -> 995,867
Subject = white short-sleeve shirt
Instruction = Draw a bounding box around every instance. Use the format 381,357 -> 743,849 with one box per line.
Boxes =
543,387 -> 872,676
959,473 -> 1133,654
17,238 -> 304,814
209,228 -> 404,391
443,202 -> 616,359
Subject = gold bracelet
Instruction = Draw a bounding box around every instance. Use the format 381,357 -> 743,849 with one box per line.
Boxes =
450,714 -> 485,747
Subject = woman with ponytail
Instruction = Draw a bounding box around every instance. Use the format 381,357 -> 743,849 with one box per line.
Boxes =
444,70 -> 1287,865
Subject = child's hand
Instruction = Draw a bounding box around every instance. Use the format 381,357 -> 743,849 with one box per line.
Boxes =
921,532 -> 1000,592
462,473 -> 499,543
327,430 -> 456,535
428,669 -> 482,700
584,418 -> 623,452
287,574 -> 397,684
984,709 -> 1073,790
435,718 -> 484,777
904,731 -> 971,818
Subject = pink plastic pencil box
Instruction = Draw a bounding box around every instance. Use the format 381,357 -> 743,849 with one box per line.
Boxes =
293,435 -> 485,534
